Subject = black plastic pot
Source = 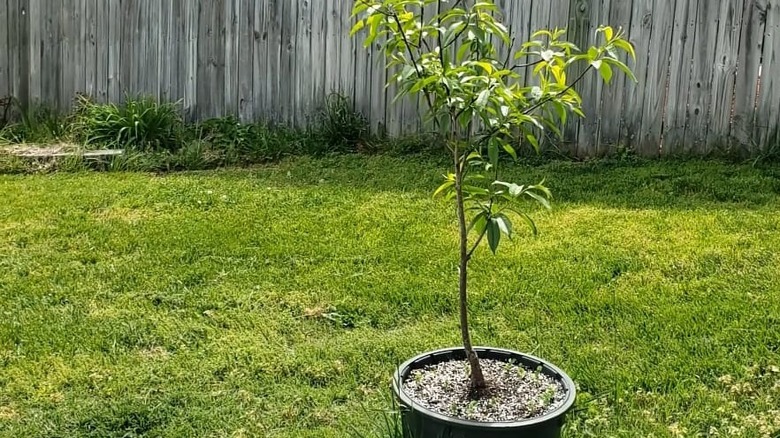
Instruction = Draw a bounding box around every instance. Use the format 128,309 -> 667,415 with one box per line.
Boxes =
392,347 -> 576,438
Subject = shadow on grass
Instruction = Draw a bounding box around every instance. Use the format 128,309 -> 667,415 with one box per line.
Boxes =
230,155 -> 780,211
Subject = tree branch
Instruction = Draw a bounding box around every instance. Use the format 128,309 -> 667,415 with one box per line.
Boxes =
510,59 -> 543,71
466,228 -> 487,260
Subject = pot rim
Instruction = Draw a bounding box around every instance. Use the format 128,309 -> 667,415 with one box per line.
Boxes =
392,347 -> 577,430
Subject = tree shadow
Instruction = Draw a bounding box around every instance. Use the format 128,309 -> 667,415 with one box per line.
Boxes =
248,155 -> 780,211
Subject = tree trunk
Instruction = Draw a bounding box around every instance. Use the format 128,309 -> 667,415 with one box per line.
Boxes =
454,151 -> 486,391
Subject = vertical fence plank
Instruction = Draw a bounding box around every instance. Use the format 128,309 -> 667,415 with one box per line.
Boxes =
732,0 -> 766,153
8,0 -> 18,101
28,0 -> 41,104
20,0 -> 30,107
353,9 -> 372,130
95,0 -> 108,102
159,0 -> 172,101
682,0 -> 723,154
252,0 -> 268,119
369,39 -> 387,136
323,0 -> 341,100
621,0 -> 652,153
108,0 -> 121,103
598,0 -> 634,153
268,0 -> 284,122
147,1 -> 160,98
280,0 -> 297,124
508,0 -> 532,87
73,0 -> 86,97
119,0 -> 136,102
571,0 -> 605,157
310,0 -> 329,125
295,0 -> 312,126
509,0 -> 533,151
225,0 -> 239,115
756,0 -> 780,149
237,0 -> 254,121
198,0 -> 226,118
494,0 -> 513,73
7,0 -> 30,107
40,0 -> 61,108
662,0 -> 698,155
0,0 -> 8,99
338,0 -> 356,112
528,0 -> 553,86
60,0 -> 76,109
85,0 -> 97,99
707,0 -> 745,150
184,0 -> 199,119
383,37 -> 402,136
196,0 -> 211,117
566,0 -> 590,156
173,0 -> 186,104
638,0 -> 677,157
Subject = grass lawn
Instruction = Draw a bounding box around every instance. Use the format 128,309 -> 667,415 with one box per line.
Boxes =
1,156 -> 779,437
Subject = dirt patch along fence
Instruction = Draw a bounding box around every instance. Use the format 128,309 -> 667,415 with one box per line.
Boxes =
1,0 -> 779,158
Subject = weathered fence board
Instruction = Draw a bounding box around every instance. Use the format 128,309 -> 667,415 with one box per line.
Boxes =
663,0 -> 698,155
599,0 -> 633,153
638,0 -> 677,157
0,0 -> 10,100
623,0 -> 653,152
1,0 -> 779,157
732,0 -> 766,152
683,0 -> 720,155
238,0 -> 254,121
756,1 -> 780,149
707,0 -> 744,151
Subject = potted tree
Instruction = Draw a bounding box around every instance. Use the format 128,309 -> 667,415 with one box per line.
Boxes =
351,1 -> 635,437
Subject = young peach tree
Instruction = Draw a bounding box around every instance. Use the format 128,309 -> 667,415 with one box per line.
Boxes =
351,0 -> 635,392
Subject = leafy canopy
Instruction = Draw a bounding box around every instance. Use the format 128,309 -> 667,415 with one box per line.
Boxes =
352,0 -> 635,253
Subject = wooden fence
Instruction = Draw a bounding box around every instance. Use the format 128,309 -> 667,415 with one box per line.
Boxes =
1,0 -> 779,157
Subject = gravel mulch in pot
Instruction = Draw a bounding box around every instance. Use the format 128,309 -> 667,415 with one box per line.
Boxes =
402,358 -> 568,423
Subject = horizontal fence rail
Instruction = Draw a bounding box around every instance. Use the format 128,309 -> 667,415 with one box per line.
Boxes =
1,0 -> 779,157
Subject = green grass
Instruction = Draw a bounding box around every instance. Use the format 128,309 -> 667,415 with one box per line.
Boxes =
1,156 -> 779,437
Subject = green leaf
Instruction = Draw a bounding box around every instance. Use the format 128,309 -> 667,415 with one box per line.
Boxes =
487,219 -> 501,254
602,26 -> 614,42
433,180 -> 455,198
410,76 -> 439,93
488,140 -> 499,167
606,58 -> 638,83
474,61 -> 494,74
502,143 -> 518,160
495,214 -> 513,239
588,47 -> 599,60
350,20 -> 365,37
613,38 -> 636,61
475,89 -> 490,108
468,211 -> 489,234
457,42 -> 472,62
526,134 -> 540,151
598,62 -> 613,84
525,190 -> 552,210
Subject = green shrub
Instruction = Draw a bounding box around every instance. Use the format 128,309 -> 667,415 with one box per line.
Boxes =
0,100 -> 69,144
191,116 -> 320,162
75,96 -> 183,152
0,153 -> 30,173
194,116 -> 251,150
312,93 -> 370,154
